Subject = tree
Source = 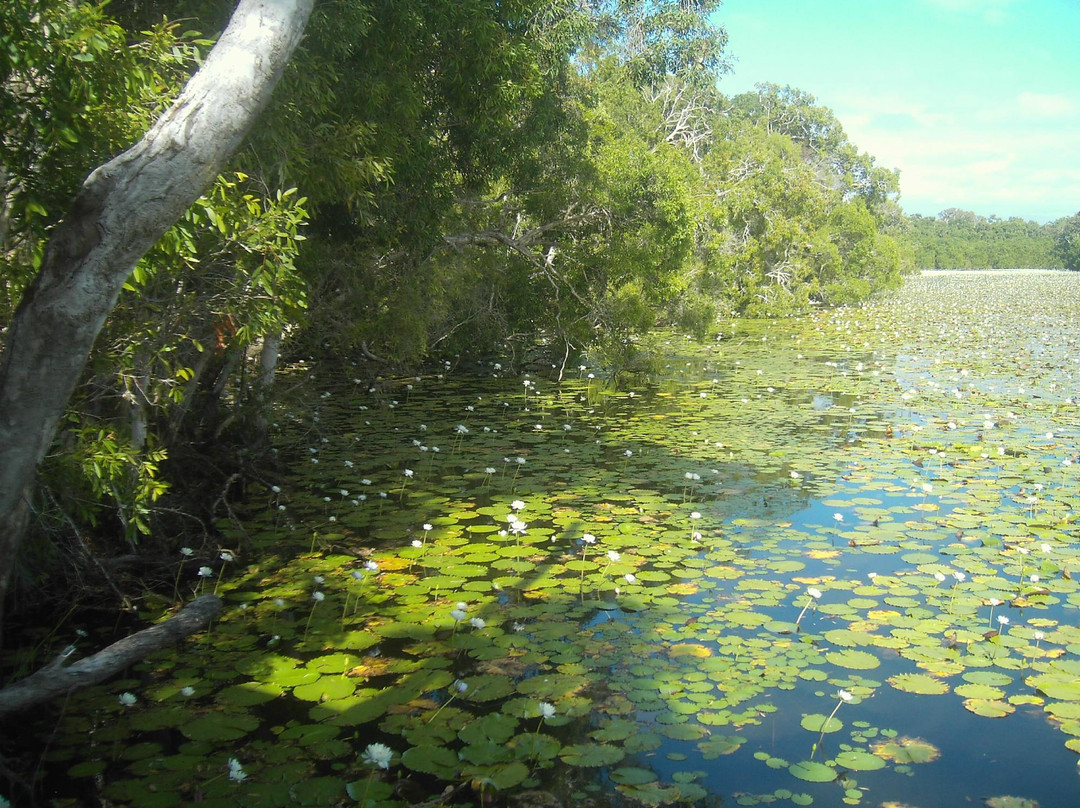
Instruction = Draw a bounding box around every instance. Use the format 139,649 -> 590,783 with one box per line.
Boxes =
1054,212 -> 1080,270
0,0 -> 314,636
900,209 -> 1060,269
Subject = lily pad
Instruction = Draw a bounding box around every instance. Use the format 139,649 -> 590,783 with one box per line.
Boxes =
559,743 -> 624,767
788,760 -> 837,783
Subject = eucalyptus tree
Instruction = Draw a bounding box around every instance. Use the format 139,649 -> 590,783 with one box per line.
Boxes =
730,83 -> 900,211
0,0 -> 314,629
687,87 -> 907,315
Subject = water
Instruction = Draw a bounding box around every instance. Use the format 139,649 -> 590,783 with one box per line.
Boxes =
16,270 -> 1080,808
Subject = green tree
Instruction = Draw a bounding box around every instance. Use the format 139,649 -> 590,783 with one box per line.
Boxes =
1054,212 -> 1080,270
0,0 -> 314,628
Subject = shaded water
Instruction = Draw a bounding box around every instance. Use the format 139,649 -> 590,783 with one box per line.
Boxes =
17,270 -> 1080,808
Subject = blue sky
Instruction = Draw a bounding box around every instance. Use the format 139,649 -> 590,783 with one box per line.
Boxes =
713,0 -> 1080,223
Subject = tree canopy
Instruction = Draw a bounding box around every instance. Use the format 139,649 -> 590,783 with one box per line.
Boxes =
2,0 -> 921,610
900,208 -> 1063,270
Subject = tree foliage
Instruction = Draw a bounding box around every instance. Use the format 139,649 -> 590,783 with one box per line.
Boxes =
901,209 -> 1061,269
1052,212 -> 1080,271
1,0 -> 918,603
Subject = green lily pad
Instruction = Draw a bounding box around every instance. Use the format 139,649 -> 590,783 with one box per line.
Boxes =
833,750 -> 886,771
800,714 -> 843,733
293,676 -> 356,702
825,649 -> 880,670
216,681 -> 285,706
984,797 -> 1040,808
698,735 -> 746,759
180,713 -> 259,742
963,698 -> 1015,718
887,673 -> 950,695
610,767 -> 659,785
560,743 -> 624,767
401,745 -> 460,778
788,760 -> 837,783
872,737 -> 941,764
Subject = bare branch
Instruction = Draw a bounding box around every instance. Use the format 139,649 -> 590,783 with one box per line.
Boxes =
0,595 -> 221,715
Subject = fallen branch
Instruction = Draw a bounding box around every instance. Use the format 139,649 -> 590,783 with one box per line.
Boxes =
0,594 -> 221,716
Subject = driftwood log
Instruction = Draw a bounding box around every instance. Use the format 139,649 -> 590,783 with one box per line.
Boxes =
0,594 -> 221,716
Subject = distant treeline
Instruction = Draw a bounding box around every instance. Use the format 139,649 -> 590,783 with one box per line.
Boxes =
899,208 -> 1080,270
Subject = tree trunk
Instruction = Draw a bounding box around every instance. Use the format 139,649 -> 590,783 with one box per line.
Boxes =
0,594 -> 221,716
249,331 -> 282,451
0,0 -> 315,635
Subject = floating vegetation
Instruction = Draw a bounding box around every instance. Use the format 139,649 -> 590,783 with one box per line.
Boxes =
25,271 -> 1080,807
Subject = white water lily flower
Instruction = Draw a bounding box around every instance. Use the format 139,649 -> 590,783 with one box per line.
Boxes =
837,689 -> 853,702
197,566 -> 213,578
539,702 -> 556,719
118,692 -> 137,707
180,686 -> 196,697
361,743 -> 394,770
227,757 -> 247,782
469,617 -> 486,629
312,591 -> 325,602
807,587 -> 822,599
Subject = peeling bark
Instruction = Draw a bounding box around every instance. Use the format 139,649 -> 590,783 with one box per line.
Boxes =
0,0 -> 314,632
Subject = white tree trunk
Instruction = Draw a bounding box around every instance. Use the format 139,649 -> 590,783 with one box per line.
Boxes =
0,0 -> 314,629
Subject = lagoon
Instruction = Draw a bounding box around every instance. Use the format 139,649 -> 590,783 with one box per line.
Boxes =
35,270 -> 1080,808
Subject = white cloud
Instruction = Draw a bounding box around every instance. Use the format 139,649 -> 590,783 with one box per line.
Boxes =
1017,91 -> 1076,118
833,94 -> 1080,221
